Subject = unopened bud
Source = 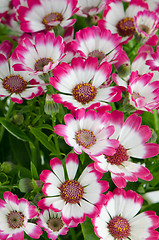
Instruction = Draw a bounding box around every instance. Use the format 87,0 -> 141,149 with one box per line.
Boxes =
44,94 -> 59,115
12,113 -> 24,125
1,161 -> 14,173
117,63 -> 131,78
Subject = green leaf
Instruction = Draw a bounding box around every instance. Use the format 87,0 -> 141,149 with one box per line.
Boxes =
0,117 -> 29,141
30,162 -> 39,180
81,217 -> 99,240
29,127 -> 56,153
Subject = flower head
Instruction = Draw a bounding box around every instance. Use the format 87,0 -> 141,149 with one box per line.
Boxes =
50,57 -> 122,110
0,53 -> 45,103
38,153 -> 109,224
54,108 -> 119,156
98,0 -> 148,43
37,209 -> 70,240
91,110 -> 159,188
0,191 -> 42,240
92,188 -> 159,240
13,32 -> 65,75
17,0 -> 78,33
76,0 -> 107,17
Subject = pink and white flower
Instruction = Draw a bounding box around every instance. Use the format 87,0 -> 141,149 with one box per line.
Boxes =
134,10 -> 159,39
74,26 -> 121,63
17,0 -> 78,33
76,0 -> 107,17
0,40 -> 12,58
54,108 -> 119,156
13,32 -> 64,75
0,191 -> 42,240
0,0 -> 13,16
92,188 -> 159,240
91,110 -> 159,188
98,0 -> 148,43
50,57 -> 122,110
0,53 -> 45,104
37,209 -> 70,239
38,153 -> 109,224
128,71 -> 159,112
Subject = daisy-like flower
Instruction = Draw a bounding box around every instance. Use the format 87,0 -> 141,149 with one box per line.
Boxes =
134,10 -> 159,39
54,108 -> 119,156
13,32 -> 64,75
0,191 -> 42,240
17,0 -> 78,33
76,0 -> 107,17
128,71 -> 159,112
98,0 -> 148,43
37,209 -> 71,240
50,57 -> 122,110
0,53 -> 45,104
91,110 -> 159,188
38,153 -> 109,224
74,26 -> 121,64
92,188 -> 159,240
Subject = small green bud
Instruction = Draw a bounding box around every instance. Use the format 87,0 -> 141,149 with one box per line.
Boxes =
19,178 -> 33,193
1,161 -> 14,173
117,63 -> 131,78
12,113 -> 24,125
44,94 -> 59,115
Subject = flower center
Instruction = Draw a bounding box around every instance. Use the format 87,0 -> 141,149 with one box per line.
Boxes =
76,129 -> 96,148
108,216 -> 130,239
2,75 -> 27,94
105,144 -> 129,165
138,24 -> 150,34
47,217 -> 64,232
88,50 -> 105,63
7,211 -> 24,229
72,83 -> 97,105
34,57 -> 53,71
116,17 -> 135,37
42,12 -> 63,30
59,179 -> 84,204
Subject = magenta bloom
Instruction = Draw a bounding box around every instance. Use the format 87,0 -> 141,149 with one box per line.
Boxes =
37,209 -> 70,240
92,188 -> 159,240
0,53 -> 45,104
127,71 -> 159,112
17,0 -> 78,33
74,26 -> 121,63
50,57 -> 122,110
92,110 -> 159,188
13,32 -> 64,75
0,191 -> 42,240
146,46 -> 159,71
54,108 -> 119,156
38,153 -> 109,224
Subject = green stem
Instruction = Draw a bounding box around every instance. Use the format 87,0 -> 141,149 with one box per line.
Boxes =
0,100 -> 15,142
69,227 -> 77,240
153,109 -> 159,131
52,114 -> 61,154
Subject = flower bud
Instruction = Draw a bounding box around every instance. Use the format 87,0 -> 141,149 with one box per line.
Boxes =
44,94 -> 59,115
12,113 -> 24,125
1,161 -> 14,173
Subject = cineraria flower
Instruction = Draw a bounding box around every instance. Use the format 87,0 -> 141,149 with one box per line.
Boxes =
76,0 -> 107,17
38,153 -> 109,224
54,108 -> 119,156
134,10 -> 159,39
17,0 -> 78,33
50,57 -> 122,110
91,110 -> 159,188
128,71 -> 159,112
37,209 -> 71,240
98,0 -> 148,43
0,191 -> 42,240
13,32 -> 64,75
92,188 -> 159,240
0,0 -> 13,16
0,53 -> 45,104
146,46 -> 159,71
74,26 -> 121,63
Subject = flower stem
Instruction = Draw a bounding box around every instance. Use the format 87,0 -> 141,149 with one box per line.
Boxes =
153,109 -> 159,131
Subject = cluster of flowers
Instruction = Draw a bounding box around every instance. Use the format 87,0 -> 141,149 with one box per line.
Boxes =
0,0 -> 159,239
